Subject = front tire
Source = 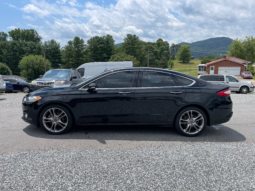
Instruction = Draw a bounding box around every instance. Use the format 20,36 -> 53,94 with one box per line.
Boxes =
240,86 -> 248,94
174,107 -> 207,137
39,105 -> 73,135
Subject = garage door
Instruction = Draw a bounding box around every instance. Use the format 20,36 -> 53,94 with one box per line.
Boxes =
218,67 -> 241,75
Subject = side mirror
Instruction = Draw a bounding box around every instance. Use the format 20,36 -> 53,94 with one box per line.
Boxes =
39,75 -> 43,78
72,76 -> 77,80
87,83 -> 96,92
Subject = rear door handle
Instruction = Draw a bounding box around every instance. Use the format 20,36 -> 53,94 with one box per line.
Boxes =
170,91 -> 182,94
119,92 -> 131,94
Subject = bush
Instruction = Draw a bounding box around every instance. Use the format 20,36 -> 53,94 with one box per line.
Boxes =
201,58 -> 212,64
168,59 -> 174,68
0,62 -> 12,75
247,65 -> 255,75
19,55 -> 51,81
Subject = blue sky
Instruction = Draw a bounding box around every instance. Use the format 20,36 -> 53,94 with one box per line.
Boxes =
1,0 -> 255,46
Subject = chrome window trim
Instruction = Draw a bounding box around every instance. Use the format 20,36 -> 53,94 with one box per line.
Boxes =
79,70 -> 139,90
79,69 -> 196,90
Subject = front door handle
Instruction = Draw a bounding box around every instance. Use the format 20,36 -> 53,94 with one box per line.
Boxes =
170,91 -> 182,94
119,92 -> 131,94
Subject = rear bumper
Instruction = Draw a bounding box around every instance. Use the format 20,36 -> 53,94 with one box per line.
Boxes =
249,86 -> 254,92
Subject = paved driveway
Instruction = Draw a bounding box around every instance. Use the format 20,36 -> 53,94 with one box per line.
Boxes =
0,93 -> 255,190
236,75 -> 255,84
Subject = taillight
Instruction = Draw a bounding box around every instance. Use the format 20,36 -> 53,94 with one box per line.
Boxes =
217,89 -> 231,96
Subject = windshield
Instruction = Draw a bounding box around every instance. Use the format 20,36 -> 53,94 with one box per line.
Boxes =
43,70 -> 71,78
17,78 -> 27,83
75,70 -> 110,87
244,72 -> 251,74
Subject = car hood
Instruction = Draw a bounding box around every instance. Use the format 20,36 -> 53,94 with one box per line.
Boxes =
29,85 -> 74,96
34,77 -> 68,82
240,80 -> 252,85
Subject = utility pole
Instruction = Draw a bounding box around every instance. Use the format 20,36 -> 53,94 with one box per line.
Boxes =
189,61 -> 191,75
147,51 -> 150,67
43,51 -> 46,73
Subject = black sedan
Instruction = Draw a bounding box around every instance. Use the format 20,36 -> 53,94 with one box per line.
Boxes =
4,78 -> 31,93
22,67 -> 233,136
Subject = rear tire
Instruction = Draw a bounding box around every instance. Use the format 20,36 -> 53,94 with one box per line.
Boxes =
240,86 -> 248,94
39,105 -> 73,135
174,107 -> 207,137
23,86 -> 30,93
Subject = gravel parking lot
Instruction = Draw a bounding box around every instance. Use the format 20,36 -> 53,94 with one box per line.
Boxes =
0,92 -> 255,190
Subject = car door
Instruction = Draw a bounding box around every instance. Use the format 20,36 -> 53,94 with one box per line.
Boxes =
6,79 -> 21,91
132,71 -> 187,124
226,76 -> 239,91
80,70 -> 138,124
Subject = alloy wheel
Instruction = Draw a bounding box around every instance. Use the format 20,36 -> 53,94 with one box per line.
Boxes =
42,108 -> 68,133
179,110 -> 204,135
241,87 -> 248,94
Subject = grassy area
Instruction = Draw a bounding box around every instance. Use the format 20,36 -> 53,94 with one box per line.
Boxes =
171,59 -> 200,77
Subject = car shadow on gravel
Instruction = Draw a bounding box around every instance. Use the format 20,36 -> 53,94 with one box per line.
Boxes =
23,124 -> 246,144
0,98 -> 6,101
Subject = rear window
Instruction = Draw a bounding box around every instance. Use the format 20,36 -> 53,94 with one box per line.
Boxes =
200,75 -> 224,82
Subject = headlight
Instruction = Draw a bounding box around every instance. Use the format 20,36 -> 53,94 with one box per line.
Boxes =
55,81 -> 65,85
25,96 -> 41,103
31,81 -> 37,85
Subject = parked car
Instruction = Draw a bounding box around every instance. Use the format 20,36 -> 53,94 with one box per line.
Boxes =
3,78 -> 31,93
198,74 -> 254,94
4,81 -> 14,93
77,61 -> 133,80
30,69 -> 84,92
22,67 -> 233,137
0,74 -> 6,93
241,71 -> 253,79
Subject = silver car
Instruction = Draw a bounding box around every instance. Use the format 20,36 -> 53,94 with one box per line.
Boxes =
0,74 -> 6,93
198,74 -> 254,94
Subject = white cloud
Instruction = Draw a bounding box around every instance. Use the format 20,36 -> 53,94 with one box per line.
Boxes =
7,26 -> 18,30
19,0 -> 255,45
6,3 -> 18,9
27,24 -> 41,28
23,15 -> 35,21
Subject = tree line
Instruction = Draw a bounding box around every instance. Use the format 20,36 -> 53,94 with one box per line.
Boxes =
0,29 -> 189,80
1,28 -> 253,80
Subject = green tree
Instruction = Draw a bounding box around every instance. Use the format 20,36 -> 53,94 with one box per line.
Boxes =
43,39 -> 62,68
109,53 -> 140,66
158,57 -> 168,68
170,43 -> 181,60
247,65 -> 255,75
201,58 -> 212,64
62,36 -> 87,69
177,45 -> 191,63
0,62 -> 12,75
87,35 -> 115,61
120,34 -> 146,66
0,32 -> 8,41
168,59 -> 174,68
8,28 -> 42,43
19,55 -> 51,81
228,36 -> 255,63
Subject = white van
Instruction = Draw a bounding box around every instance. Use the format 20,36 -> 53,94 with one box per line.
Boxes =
76,61 -> 133,79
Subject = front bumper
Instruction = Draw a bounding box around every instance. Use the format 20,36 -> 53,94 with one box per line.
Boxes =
0,88 -> 6,93
22,101 -> 40,126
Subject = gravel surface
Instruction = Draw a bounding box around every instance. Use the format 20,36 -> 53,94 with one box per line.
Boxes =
1,143 -> 255,190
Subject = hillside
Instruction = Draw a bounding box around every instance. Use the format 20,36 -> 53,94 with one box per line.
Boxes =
178,37 -> 233,58
114,37 -> 233,58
